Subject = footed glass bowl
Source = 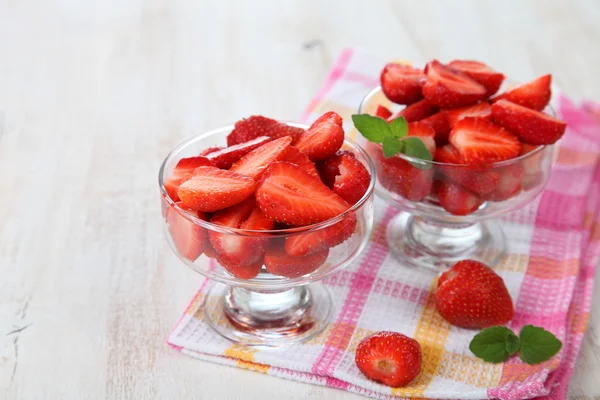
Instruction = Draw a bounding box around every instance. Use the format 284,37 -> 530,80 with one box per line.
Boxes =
159,123 -> 375,346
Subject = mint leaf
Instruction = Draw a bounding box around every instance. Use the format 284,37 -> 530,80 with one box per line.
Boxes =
382,136 -> 404,158
400,137 -> 433,169
352,114 -> 391,143
470,326 -> 520,363
389,116 -> 408,138
518,325 -> 562,365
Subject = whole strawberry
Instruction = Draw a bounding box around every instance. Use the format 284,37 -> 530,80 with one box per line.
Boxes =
435,260 -> 514,329
355,331 -> 422,387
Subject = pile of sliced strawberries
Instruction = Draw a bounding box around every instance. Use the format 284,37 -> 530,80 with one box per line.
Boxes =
374,59 -> 567,215
163,112 -> 371,279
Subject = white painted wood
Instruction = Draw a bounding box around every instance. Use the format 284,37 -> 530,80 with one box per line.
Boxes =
1,0 -> 599,398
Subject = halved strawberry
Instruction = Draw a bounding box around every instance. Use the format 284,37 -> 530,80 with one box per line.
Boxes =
218,255 -> 264,280
285,214 -> 356,257
229,136 -> 292,180
447,60 -> 505,96
264,245 -> 329,278
380,63 -> 424,105
520,143 -> 543,174
394,99 -> 438,122
492,74 -> 551,111
485,164 -> 524,201
491,99 -> 567,145
445,102 -> 492,128
421,111 -> 451,145
199,146 -> 223,156
422,60 -> 487,109
435,145 -> 499,196
374,105 -> 393,119
449,117 -> 521,164
330,154 -> 371,205
256,161 -> 350,226
280,146 -> 319,178
167,202 -> 207,262
407,122 -> 436,157
317,150 -> 356,188
207,136 -> 272,169
178,166 -> 256,212
164,156 -> 215,201
437,181 -> 483,215
227,116 -> 305,146
294,111 -> 345,161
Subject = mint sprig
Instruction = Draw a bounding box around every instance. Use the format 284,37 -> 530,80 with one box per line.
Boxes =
470,325 -> 562,365
352,114 -> 432,169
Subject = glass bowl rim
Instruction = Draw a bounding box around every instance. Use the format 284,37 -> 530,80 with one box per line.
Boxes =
158,122 -> 377,236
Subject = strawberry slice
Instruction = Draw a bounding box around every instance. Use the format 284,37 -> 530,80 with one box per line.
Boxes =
423,60 -> 487,109
449,117 -> 521,164
374,105 -> 393,119
492,74 -> 551,111
380,63 -> 425,105
485,164 -> 524,201
407,122 -> 436,157
317,150 -> 356,188
491,99 -> 567,145
447,60 -> 505,96
264,245 -> 329,278
227,116 -> 305,146
256,161 -> 350,226
207,136 -> 272,169
285,214 -> 356,257
167,202 -> 207,262
421,111 -> 451,145
229,136 -> 292,180
437,181 -> 483,215
199,146 -> 223,156
178,166 -> 256,212
394,99 -> 438,122
520,143 -> 543,173
280,146 -> 319,178
445,102 -> 492,128
164,156 -> 215,201
294,111 -> 345,161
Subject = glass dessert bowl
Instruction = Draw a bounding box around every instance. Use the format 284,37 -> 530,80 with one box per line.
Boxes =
358,86 -> 555,271
159,122 -> 375,347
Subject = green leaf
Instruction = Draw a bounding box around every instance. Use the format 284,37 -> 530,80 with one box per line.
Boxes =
400,137 -> 433,170
389,116 -> 408,138
518,325 -> 562,365
351,114 -> 391,143
382,136 -> 404,158
469,326 -> 520,363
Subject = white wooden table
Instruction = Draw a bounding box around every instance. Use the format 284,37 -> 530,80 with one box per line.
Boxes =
1,0 -> 599,398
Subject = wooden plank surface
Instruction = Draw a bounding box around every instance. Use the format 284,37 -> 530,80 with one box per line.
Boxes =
1,0 -> 599,398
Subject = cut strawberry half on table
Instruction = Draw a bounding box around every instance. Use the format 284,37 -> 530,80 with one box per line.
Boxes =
407,122 -> 437,157
448,60 -> 505,96
178,166 -> 256,212
285,214 -> 356,257
485,164 -> 524,201
445,102 -> 492,129
492,99 -> 567,145
421,111 -> 451,145
394,99 -> 438,122
207,136 -> 272,169
436,181 -> 483,215
380,63 -> 424,105
280,146 -> 319,178
449,117 -> 521,164
422,60 -> 487,109
492,74 -> 552,111
226,115 -> 305,146
317,150 -> 356,188
256,161 -> 350,226
229,136 -> 292,180
164,156 -> 215,201
294,111 -> 345,161
167,202 -> 207,262
264,245 -> 329,278
374,105 -> 393,119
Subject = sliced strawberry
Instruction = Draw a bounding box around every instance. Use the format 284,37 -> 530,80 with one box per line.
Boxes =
394,99 -> 438,122
422,60 -> 487,109
520,143 -> 543,173
264,245 -> 329,278
294,111 -> 345,161
256,161 -> 350,226
380,63 -> 424,105
435,145 -> 499,196
374,105 -> 393,119
421,112 -> 451,145
199,146 -> 223,156
317,150 -> 356,188
218,255 -> 264,280
280,146 -> 319,178
227,116 -> 305,146
167,202 -> 207,262
407,122 -> 436,157
203,240 -> 218,260
437,181 -> 483,215
447,60 -> 505,96
285,214 -> 356,257
178,166 -> 256,212
491,99 -> 567,145
485,164 -> 524,201
330,155 -> 371,205
206,136 -> 272,169
445,102 -> 492,128
229,136 -> 292,180
449,117 -> 521,164
492,74 -> 551,111
164,156 -> 214,201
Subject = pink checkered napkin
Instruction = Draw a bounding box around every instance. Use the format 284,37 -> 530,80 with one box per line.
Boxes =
168,49 -> 600,400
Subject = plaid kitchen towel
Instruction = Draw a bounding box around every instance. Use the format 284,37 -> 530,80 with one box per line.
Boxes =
167,49 -> 600,400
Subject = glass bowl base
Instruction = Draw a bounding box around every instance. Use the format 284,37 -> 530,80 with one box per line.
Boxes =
204,281 -> 332,347
386,212 -> 507,272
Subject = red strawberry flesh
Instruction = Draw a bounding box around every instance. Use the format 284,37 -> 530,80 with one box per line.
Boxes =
422,60 -> 487,109
294,111 -> 345,161
380,63 -> 425,105
227,115 -> 304,146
